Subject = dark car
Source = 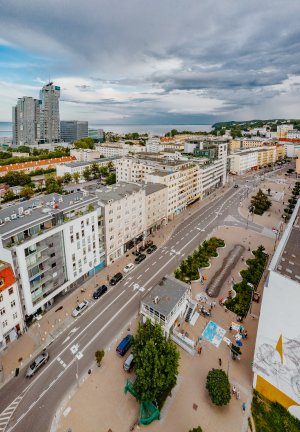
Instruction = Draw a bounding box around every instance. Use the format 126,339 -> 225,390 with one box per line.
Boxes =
135,253 -> 146,264
93,284 -> 108,299
110,272 -> 123,285
234,184 -> 239,188
116,335 -> 133,357
146,244 -> 157,254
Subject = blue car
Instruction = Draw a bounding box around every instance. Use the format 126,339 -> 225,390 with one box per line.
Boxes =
116,335 -> 133,356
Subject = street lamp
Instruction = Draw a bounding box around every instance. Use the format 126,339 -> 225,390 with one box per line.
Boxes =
248,282 -> 255,315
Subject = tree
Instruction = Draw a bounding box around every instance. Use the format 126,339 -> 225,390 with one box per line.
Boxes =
107,161 -> 114,171
2,171 -> 32,187
73,138 -> 95,150
105,173 -> 116,185
72,172 -> 80,184
133,320 -> 180,402
189,428 -> 203,432
99,166 -> 109,177
95,349 -> 105,367
2,190 -> 16,202
83,167 -> 92,181
206,369 -> 231,406
20,185 -> 34,199
251,189 -> 272,215
45,177 -> 63,194
62,173 -> 72,184
90,163 -> 100,178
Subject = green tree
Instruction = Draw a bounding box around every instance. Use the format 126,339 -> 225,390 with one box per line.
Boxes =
2,171 -> 32,187
83,167 -> 92,181
251,189 -> 272,215
73,138 -> 95,150
189,428 -> 203,432
105,173 -> 116,185
95,349 -> 105,367
45,177 -> 63,194
206,369 -> 231,406
2,190 -> 16,202
99,166 -> 109,177
107,161 -> 114,171
90,163 -> 100,178
62,173 -> 72,184
72,172 -> 80,183
133,320 -> 180,402
20,185 -> 34,199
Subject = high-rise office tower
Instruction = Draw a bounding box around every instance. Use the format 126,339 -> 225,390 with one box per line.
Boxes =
12,97 -> 40,146
39,82 -> 60,143
60,121 -> 88,142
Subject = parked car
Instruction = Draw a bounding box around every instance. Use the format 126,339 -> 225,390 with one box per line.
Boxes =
93,285 -> 108,300
146,244 -> 157,254
26,351 -> 49,377
135,253 -> 146,264
123,353 -> 134,372
110,272 -> 123,285
72,300 -> 89,317
116,335 -> 133,357
234,184 -> 239,188
123,263 -> 134,273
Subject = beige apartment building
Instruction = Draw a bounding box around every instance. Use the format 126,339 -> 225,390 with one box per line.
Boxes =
116,146 -> 227,219
70,148 -> 102,161
229,146 -> 277,174
95,182 -> 168,265
97,142 -> 146,157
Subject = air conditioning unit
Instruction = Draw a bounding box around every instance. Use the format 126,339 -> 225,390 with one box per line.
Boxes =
18,207 -> 24,215
11,214 -> 17,220
4,217 -> 10,222
154,296 -> 159,304
59,197 -> 63,202
24,210 -> 31,215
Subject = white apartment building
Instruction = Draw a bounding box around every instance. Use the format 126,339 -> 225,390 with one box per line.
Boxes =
70,148 -> 102,161
0,192 -> 105,317
229,146 -> 276,174
145,183 -> 168,233
287,130 -> 300,139
277,124 -> 293,139
116,144 -> 227,219
97,142 -> 146,158
56,157 -> 120,180
96,183 -> 146,265
0,262 -> 23,350
146,137 -> 162,153
280,142 -> 300,158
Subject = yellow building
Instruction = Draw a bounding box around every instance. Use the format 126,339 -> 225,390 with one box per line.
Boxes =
275,144 -> 285,161
242,139 -> 265,148
257,146 -> 276,167
229,139 -> 241,152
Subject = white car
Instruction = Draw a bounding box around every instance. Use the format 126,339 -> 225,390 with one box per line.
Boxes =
72,300 -> 89,317
123,263 -> 134,273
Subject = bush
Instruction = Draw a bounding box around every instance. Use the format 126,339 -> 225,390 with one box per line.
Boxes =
189,428 -> 203,432
206,369 -> 231,406
95,350 -> 105,366
175,237 -> 225,281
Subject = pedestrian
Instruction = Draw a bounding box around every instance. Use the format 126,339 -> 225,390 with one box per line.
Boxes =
198,346 -> 202,355
244,330 -> 248,339
219,358 -> 222,367
242,402 -> 246,412
229,325 -> 232,332
236,390 -> 240,400
232,385 -> 236,395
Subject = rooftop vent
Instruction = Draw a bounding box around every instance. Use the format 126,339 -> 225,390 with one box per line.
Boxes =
4,217 -> 10,222
24,209 -> 31,215
11,213 -> 17,220
154,296 -> 160,304
18,207 -> 24,215
0,219 -> 4,226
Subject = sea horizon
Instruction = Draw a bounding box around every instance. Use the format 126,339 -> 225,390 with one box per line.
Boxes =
0,122 -> 212,137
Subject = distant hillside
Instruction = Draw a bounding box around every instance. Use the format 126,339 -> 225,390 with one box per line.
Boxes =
213,119 -> 300,131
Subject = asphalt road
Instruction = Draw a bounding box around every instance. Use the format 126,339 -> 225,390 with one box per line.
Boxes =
0,172 -> 284,432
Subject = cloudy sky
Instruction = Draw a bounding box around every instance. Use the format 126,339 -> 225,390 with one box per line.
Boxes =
0,0 -> 300,124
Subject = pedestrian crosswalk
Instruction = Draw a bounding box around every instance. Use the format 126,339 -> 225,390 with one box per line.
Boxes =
0,394 -> 23,432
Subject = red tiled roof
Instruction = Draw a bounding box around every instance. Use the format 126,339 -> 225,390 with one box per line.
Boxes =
0,156 -> 76,174
279,138 -> 300,143
0,263 -> 16,293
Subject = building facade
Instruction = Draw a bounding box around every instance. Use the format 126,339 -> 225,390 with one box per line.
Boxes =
70,148 -> 102,161
12,97 -> 40,146
253,201 -> 300,419
97,142 -> 146,157
60,121 -> 88,142
0,262 -> 23,350
229,146 -> 277,174
39,83 -> 60,144
0,156 -> 76,177
0,192 -> 105,317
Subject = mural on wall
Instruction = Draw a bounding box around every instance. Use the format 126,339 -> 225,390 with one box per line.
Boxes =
253,334 -> 300,404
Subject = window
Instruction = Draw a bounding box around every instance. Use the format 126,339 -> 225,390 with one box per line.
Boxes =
13,312 -> 18,320
11,300 -> 16,308
70,235 -> 74,243
0,294 -> 3,302
52,263 -> 56,268
50,252 -> 55,258
8,287 -> 13,295
72,253 -> 76,262
2,320 -> 8,328
0,308 -> 5,316
81,230 -> 85,237
76,233 -> 79,240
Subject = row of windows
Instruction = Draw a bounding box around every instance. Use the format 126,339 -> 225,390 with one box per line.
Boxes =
0,300 -> 17,315
0,288 -> 14,302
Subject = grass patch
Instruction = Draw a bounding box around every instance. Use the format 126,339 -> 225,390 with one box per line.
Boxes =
252,391 -> 300,432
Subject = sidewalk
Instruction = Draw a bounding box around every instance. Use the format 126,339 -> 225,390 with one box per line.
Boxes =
0,185 -> 231,387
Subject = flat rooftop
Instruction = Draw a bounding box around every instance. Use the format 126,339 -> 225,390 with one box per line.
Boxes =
276,206 -> 300,282
64,156 -> 121,167
144,183 -> 167,195
96,182 -> 142,203
0,192 -> 97,237
142,275 -> 189,317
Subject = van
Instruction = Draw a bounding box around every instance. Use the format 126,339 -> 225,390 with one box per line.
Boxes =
110,272 -> 123,286
116,334 -> 133,356
123,353 -> 134,372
